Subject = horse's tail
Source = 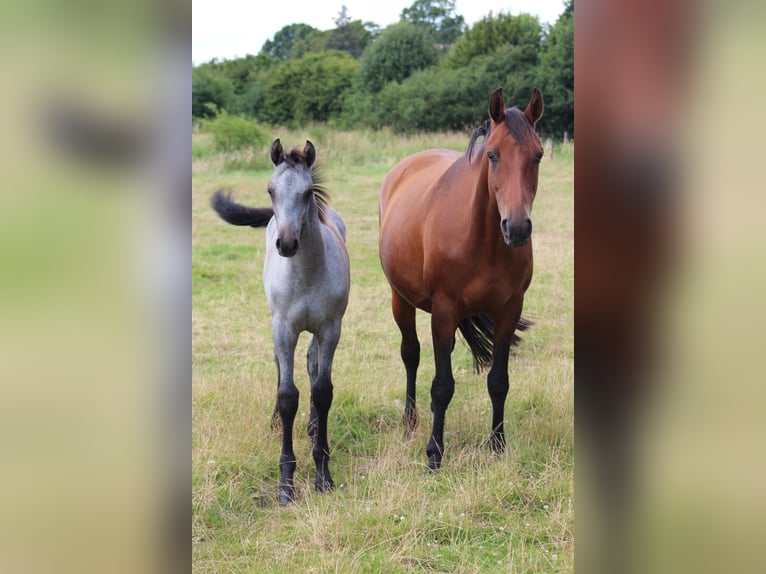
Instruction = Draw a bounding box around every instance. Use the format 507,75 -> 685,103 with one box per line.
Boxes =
457,315 -> 533,373
210,190 -> 273,228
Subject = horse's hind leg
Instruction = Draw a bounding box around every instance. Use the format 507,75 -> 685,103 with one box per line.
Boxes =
306,337 -> 319,440
392,290 -> 420,438
272,319 -> 300,504
311,321 -> 341,493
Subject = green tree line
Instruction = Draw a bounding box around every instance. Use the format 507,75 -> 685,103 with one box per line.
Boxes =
192,0 -> 573,138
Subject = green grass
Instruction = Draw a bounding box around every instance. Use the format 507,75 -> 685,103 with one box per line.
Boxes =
192,126 -> 573,572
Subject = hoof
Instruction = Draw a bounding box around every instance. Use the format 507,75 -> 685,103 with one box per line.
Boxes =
427,456 -> 442,472
489,432 -> 506,453
314,475 -> 334,493
278,485 -> 295,505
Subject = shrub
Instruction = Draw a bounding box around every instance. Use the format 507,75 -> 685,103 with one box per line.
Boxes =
205,112 -> 269,153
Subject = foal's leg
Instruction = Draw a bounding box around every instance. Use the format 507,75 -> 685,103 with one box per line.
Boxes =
487,301 -> 523,452
392,290 -> 420,438
311,320 -> 341,492
426,297 -> 458,470
272,318 -> 300,504
306,337 -> 319,440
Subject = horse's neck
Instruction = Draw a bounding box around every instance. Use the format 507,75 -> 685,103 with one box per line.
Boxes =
295,211 -> 327,266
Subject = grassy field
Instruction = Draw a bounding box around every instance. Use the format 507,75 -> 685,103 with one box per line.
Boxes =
192,124 -> 573,573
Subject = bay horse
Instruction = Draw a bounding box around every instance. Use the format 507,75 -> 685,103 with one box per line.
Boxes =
378,88 -> 544,470
211,139 -> 350,504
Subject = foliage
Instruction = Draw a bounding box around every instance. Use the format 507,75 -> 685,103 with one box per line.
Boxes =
192,66 -> 234,119
359,22 -> 438,93
260,23 -> 317,60
400,0 -> 466,45
292,29 -> 330,59
444,12 -> 542,69
326,20 -> 374,59
535,0 -> 574,138
204,111 -> 269,153
191,5 -> 573,139
260,51 -> 358,126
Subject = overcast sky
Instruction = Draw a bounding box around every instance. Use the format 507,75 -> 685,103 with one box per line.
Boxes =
193,0 -> 568,64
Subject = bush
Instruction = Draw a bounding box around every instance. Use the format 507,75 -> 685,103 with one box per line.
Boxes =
205,112 -> 269,153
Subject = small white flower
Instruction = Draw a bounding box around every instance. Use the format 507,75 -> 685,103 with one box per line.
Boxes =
365,506 -> 370,512
207,460 -> 216,465
543,504 -> 549,510
499,526 -> 505,532
552,554 -> 558,560
438,511 -> 443,518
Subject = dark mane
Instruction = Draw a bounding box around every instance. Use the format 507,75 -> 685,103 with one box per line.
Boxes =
284,147 -> 330,223
466,107 -> 541,162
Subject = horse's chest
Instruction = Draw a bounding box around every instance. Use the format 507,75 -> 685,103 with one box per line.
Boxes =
266,274 -> 348,330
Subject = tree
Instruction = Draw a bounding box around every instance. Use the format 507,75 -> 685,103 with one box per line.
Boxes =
359,22 -> 438,92
192,66 -> 234,119
400,0 -> 465,45
444,12 -> 542,69
261,51 -> 359,125
260,23 -> 317,60
536,0 -> 573,137
326,20 -> 373,58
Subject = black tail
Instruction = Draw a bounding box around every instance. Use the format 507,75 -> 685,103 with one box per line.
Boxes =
210,189 -> 273,228
457,315 -> 533,373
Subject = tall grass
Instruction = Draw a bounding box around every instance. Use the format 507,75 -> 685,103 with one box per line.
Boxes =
192,125 -> 573,572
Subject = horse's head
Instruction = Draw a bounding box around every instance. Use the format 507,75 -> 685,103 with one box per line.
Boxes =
268,138 -> 318,257
485,88 -> 544,247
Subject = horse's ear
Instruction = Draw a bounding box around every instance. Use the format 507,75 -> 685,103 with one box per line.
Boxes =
489,88 -> 505,124
303,140 -> 316,168
270,139 -> 284,166
524,88 -> 544,126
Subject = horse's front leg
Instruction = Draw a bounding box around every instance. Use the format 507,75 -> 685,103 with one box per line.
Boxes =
310,320 -> 341,492
426,298 -> 458,470
272,317 -> 300,504
487,301 -> 523,452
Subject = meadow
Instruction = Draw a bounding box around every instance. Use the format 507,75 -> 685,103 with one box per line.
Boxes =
192,124 -> 573,572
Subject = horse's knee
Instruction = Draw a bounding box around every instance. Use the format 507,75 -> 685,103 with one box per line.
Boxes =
311,375 -> 333,410
401,338 -> 420,369
487,372 -> 509,402
277,386 -> 299,415
430,376 -> 455,409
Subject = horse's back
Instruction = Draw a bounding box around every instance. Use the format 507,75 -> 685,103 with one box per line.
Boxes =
379,149 -> 461,213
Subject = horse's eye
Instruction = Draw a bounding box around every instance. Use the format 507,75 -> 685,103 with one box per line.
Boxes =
303,188 -> 313,201
533,152 -> 543,164
267,187 -> 274,197
487,150 -> 498,163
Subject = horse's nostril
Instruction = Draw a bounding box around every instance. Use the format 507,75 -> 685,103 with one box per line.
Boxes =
525,218 -> 532,237
276,238 -> 282,250
292,239 -> 299,251
501,219 -> 509,234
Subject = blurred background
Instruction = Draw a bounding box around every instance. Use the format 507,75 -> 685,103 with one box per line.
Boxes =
0,0 -> 763,572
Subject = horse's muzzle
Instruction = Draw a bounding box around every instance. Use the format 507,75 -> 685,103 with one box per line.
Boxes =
501,217 -> 532,247
276,237 -> 299,257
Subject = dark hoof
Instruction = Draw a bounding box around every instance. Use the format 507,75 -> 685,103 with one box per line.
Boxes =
489,433 -> 506,453
314,475 -> 334,493
427,456 -> 442,472
278,485 -> 295,505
